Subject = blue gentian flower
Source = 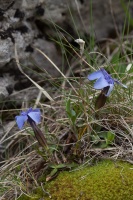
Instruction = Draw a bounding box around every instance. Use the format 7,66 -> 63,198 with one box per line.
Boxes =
15,108 -> 47,147
15,108 -> 41,129
88,68 -> 127,96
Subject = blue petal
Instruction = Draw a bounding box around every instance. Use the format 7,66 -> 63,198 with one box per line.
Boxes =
20,111 -> 27,116
32,108 -> 41,113
28,111 -> 41,124
88,70 -> 104,80
15,115 -> 28,129
121,84 -> 127,88
27,107 -> 33,112
105,84 -> 114,96
114,79 -> 127,88
20,108 -> 32,116
94,77 -> 109,89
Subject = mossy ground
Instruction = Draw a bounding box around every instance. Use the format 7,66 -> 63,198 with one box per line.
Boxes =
18,160 -> 133,200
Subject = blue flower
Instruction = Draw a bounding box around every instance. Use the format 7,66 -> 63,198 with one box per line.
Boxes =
15,108 -> 41,129
88,68 -> 127,96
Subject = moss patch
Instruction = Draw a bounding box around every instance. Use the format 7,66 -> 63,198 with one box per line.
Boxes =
17,160 -> 133,200
43,160 -> 133,200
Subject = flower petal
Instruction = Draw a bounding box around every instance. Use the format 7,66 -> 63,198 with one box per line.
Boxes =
105,84 -> 114,96
15,115 -> 28,129
28,111 -> 41,124
32,108 -> 41,113
114,79 -> 127,88
88,70 -> 104,80
94,77 -> 109,89
121,84 -> 127,88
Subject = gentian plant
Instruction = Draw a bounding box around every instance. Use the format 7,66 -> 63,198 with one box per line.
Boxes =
88,68 -> 127,96
15,108 -> 47,147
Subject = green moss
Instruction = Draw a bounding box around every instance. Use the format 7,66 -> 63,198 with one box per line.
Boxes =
17,160 -> 133,200
43,160 -> 133,200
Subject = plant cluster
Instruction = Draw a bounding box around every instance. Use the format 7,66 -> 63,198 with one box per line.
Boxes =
1,4 -> 133,198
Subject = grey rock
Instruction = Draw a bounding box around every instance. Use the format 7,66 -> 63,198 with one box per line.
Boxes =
32,38 -> 62,76
0,0 -> 132,101
0,74 -> 15,100
0,39 -> 13,68
0,0 -> 15,10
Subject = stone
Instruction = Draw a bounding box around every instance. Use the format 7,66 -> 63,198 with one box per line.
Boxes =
0,0 -> 132,100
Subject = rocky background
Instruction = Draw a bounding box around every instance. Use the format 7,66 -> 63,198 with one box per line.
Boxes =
0,0 -> 132,104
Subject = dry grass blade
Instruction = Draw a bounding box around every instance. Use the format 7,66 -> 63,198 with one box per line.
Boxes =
14,44 -> 54,102
34,47 -> 78,95
33,90 -> 42,109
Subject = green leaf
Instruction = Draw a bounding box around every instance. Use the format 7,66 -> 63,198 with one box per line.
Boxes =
66,99 -> 71,113
50,164 -> 67,169
99,142 -> 108,149
46,168 -> 58,181
106,131 -> 115,145
96,131 -> 115,148
49,168 -> 58,176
